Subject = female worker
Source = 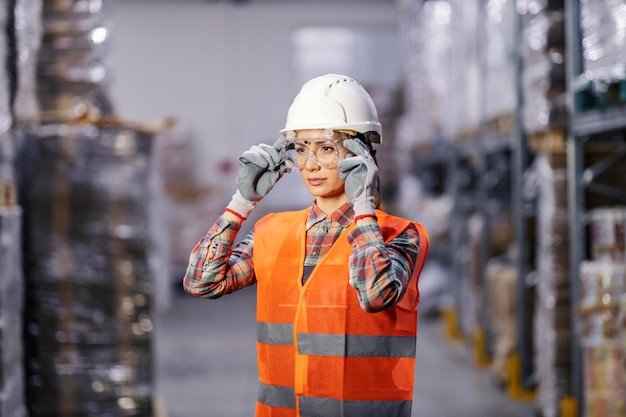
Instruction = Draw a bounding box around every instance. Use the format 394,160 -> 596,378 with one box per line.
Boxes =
183,74 -> 429,417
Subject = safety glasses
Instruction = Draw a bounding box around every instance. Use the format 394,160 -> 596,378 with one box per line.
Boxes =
281,139 -> 342,170
281,129 -> 349,170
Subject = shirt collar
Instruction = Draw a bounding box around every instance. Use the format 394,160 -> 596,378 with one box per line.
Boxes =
306,201 -> 354,230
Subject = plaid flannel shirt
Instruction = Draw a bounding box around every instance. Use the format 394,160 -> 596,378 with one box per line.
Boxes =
183,202 -> 420,312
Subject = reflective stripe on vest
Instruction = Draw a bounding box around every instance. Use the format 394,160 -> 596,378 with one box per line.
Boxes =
257,381 -> 297,409
299,396 -> 412,417
258,383 -> 411,417
257,383 -> 413,417
297,332 -> 416,358
258,322 -> 416,357
257,322 -> 294,345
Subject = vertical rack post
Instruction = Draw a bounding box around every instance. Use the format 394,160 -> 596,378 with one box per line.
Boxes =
511,0 -> 535,392
564,0 -> 584,415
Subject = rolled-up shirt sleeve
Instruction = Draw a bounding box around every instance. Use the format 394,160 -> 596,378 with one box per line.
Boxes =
347,222 -> 420,312
183,215 -> 256,298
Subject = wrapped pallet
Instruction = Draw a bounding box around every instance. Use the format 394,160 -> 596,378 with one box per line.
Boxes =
2,0 -> 17,209
2,3 -> 27,415
11,0 -> 113,127
20,122 -> 160,417
396,0 -> 482,147
518,1 -> 567,135
395,0 -> 442,148
482,0 -> 518,134
1,1 -> 12,135
574,0 -> 626,110
532,152 -> 572,417
36,0 -> 113,123
0,208 -> 26,417
588,207 -> 626,263
487,257 -> 519,385
12,0 -> 43,125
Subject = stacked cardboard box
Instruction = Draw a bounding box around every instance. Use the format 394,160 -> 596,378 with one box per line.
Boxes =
579,260 -> 625,417
487,258 -> 518,385
580,206 -> 626,417
21,123 -> 156,417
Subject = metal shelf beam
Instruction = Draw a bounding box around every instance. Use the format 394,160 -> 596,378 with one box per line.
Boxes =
570,105 -> 626,137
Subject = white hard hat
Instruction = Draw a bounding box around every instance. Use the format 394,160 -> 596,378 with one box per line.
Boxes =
281,74 -> 382,143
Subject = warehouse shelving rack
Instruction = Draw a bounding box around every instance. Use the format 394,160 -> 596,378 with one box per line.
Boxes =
564,1 -> 626,416
401,0 -> 537,398
471,0 -> 537,395
473,133 -> 516,370
436,122 -> 535,396
448,141 -> 481,345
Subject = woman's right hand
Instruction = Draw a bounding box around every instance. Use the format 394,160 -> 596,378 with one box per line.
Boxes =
237,135 -> 289,201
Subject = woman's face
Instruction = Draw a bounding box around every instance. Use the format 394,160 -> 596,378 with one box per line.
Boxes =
294,129 -> 352,201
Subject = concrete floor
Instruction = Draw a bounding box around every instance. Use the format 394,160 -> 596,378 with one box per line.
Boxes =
154,285 -> 537,417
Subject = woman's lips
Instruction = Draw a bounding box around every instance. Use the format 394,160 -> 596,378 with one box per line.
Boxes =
307,178 -> 325,186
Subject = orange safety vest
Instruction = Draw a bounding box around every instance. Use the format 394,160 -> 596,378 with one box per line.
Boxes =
253,208 -> 429,417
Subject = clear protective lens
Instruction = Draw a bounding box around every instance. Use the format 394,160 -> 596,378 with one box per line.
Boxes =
281,129 -> 343,170
282,138 -> 340,169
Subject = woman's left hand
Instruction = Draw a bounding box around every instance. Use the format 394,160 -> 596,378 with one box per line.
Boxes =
338,139 -> 378,219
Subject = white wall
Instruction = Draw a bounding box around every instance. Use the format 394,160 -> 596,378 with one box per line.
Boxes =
106,0 -> 400,209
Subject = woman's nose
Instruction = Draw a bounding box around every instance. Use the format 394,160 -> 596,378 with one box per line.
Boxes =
303,154 -> 320,170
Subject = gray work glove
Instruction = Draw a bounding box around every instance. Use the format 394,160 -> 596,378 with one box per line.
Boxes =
226,136 -> 288,220
237,135 -> 289,201
338,139 -> 378,220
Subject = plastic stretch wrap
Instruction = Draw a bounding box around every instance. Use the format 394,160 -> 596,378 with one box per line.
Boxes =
21,123 -> 159,417
0,131 -> 16,209
446,0 -> 480,140
397,0 -> 482,145
519,3 -> 567,134
12,0 -> 43,124
37,0 -> 113,123
0,2 -> 12,136
396,0 -> 437,147
532,153 -> 572,417
0,207 -> 27,417
575,0 -> 626,110
482,0 -> 517,125
424,0 -> 481,141
588,207 -> 626,262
